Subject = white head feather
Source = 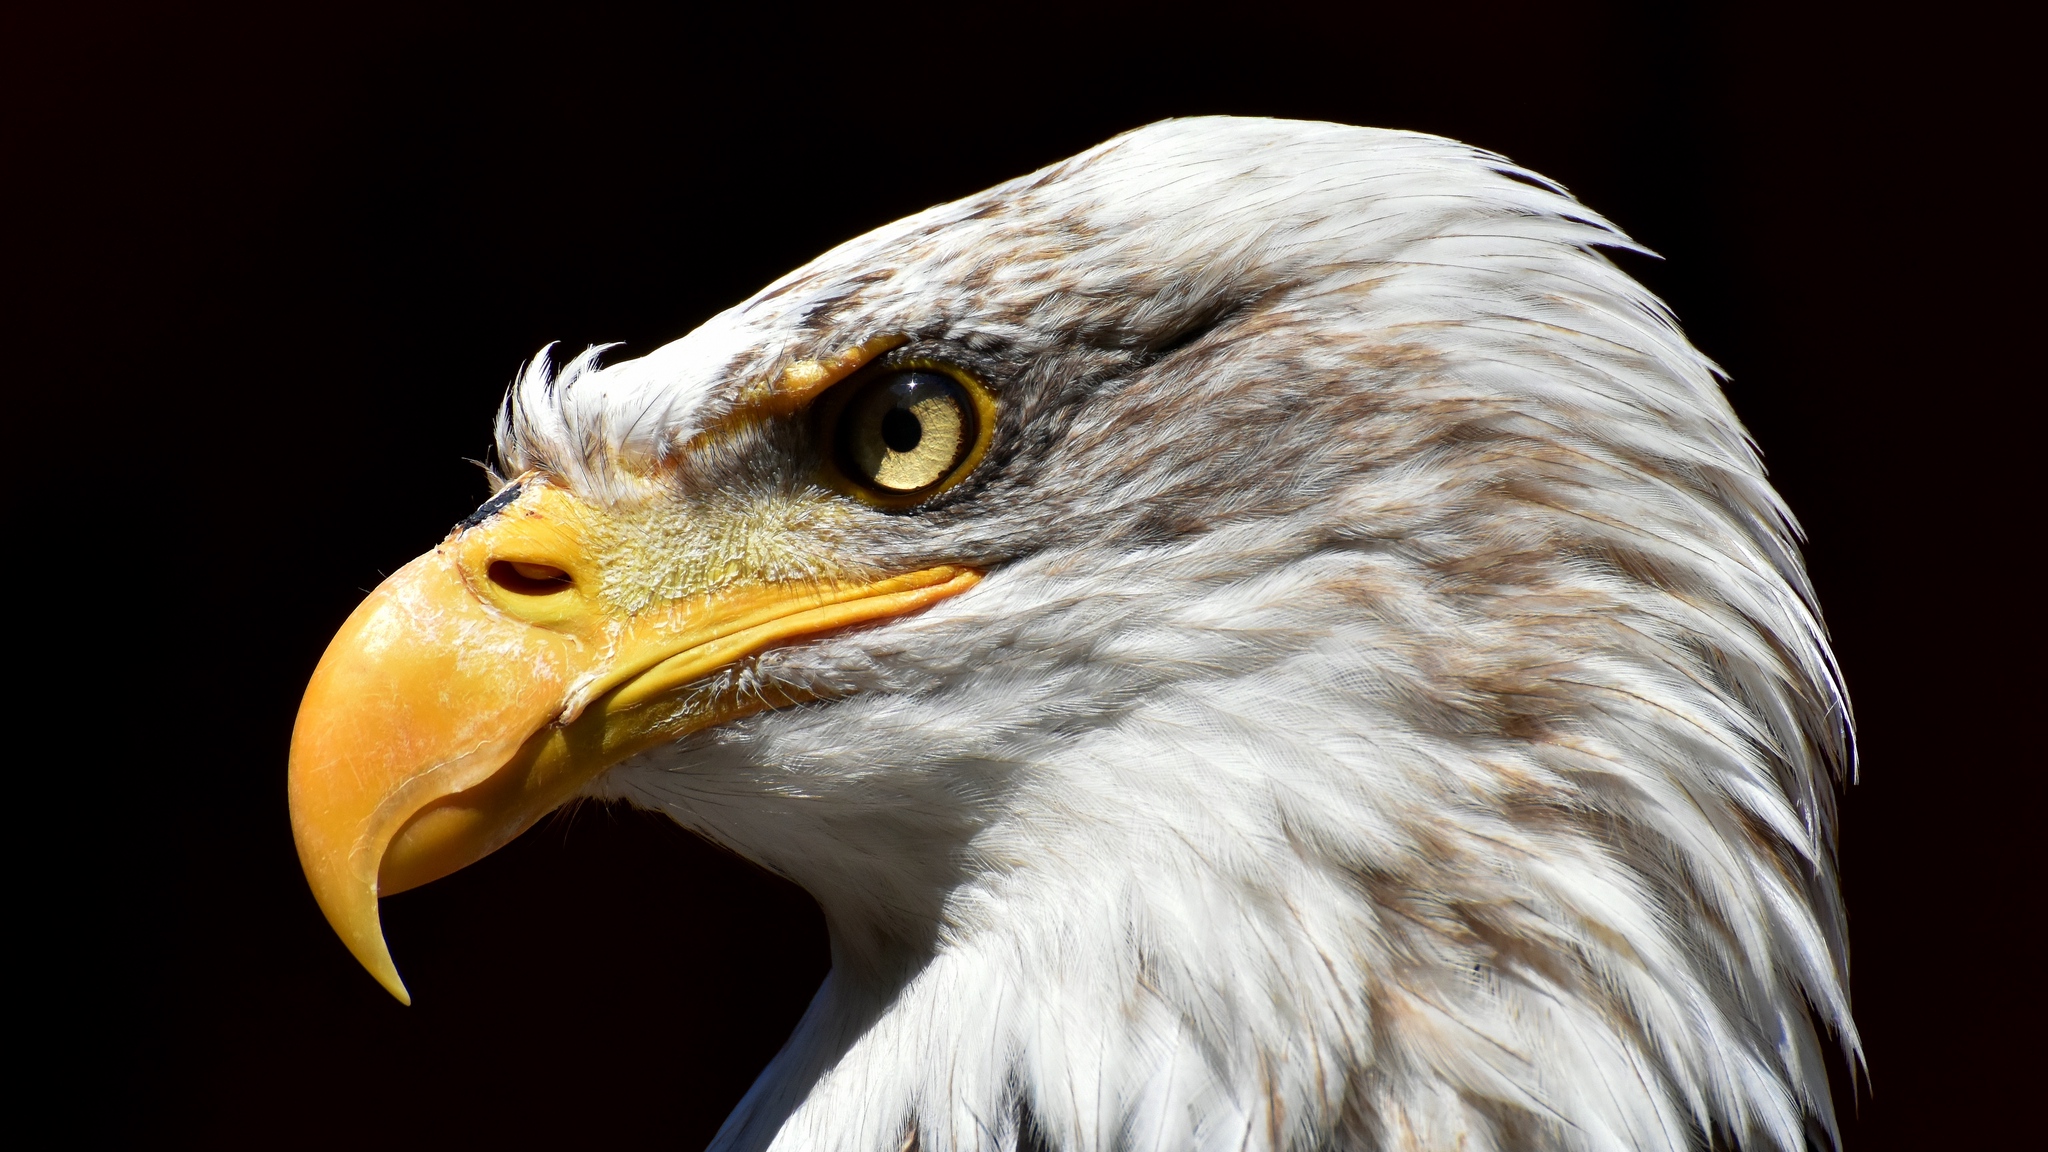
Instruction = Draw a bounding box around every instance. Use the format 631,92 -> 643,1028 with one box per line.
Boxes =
497,118 -> 1854,1152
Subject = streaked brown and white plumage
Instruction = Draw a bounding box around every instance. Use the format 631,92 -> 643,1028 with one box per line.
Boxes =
496,117 -> 1856,1151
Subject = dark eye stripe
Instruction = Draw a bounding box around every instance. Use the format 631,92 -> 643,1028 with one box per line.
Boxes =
454,483 -> 523,533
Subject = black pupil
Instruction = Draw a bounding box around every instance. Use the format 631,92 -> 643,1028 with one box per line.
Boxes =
881,407 -> 922,452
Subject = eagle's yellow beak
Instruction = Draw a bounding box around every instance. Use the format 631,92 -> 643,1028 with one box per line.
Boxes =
288,478 -> 977,1003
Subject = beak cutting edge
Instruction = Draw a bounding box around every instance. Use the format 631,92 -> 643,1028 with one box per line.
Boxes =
287,480 -> 979,1003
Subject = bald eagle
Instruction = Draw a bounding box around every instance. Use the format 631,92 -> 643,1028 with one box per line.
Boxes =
290,118 -> 1856,1152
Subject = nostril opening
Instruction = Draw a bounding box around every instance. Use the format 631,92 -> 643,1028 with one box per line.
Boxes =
488,560 -> 573,595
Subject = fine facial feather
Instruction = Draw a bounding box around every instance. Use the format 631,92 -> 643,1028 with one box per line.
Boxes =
497,118 -> 1854,1152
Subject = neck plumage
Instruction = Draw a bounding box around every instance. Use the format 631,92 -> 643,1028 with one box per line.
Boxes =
604,524 -> 1847,1152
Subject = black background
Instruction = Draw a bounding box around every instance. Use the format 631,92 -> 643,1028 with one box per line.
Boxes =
13,3 -> 2031,1147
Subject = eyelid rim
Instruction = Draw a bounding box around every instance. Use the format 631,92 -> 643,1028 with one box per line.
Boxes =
813,358 -> 998,510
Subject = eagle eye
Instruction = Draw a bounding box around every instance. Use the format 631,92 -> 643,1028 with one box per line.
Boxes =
824,366 -> 992,504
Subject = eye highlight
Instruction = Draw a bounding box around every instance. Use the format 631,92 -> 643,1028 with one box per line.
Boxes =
822,365 -> 993,504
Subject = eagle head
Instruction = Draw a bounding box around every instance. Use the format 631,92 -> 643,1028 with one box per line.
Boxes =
289,117 -> 1854,1152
